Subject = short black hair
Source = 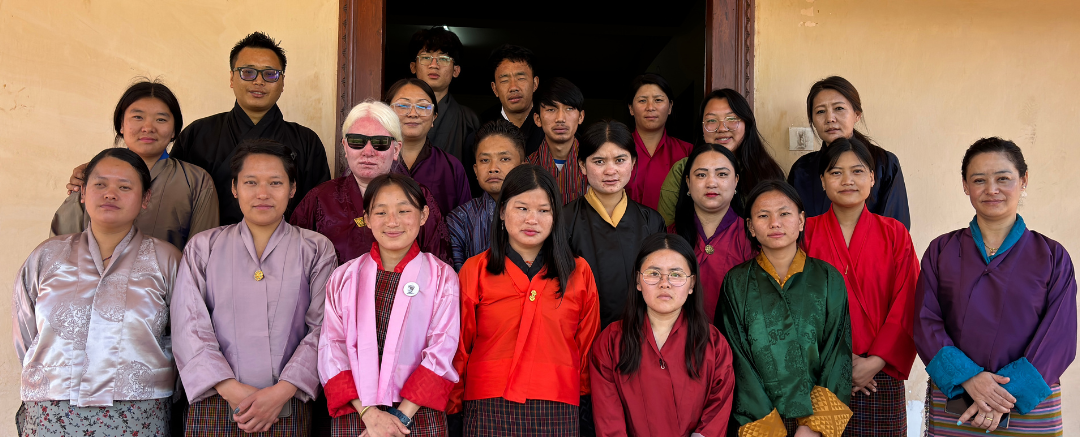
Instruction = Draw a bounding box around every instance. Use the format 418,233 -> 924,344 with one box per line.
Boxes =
742,180 -> 805,252
962,137 -> 1029,180
84,148 -> 152,197
489,44 -> 536,80
383,78 -> 439,117
408,26 -> 463,63
113,79 -> 183,145
230,31 -> 287,71
363,173 -> 428,213
578,120 -> 636,164
533,77 -> 584,113
474,119 -> 526,159
230,138 -> 298,185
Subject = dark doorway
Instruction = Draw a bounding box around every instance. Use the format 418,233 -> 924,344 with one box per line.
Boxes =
383,0 -> 708,144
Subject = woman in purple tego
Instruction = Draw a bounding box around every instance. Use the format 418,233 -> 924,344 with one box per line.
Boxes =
914,137 -> 1076,436
171,139 -> 338,436
13,148 -> 181,437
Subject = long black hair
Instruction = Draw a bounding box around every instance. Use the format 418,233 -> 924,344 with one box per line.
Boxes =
487,165 -> 576,295
700,89 -> 784,198
742,180 -> 806,253
617,233 -> 709,379
674,144 -> 741,246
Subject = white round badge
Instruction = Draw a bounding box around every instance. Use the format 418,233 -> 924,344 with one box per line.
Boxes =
404,282 -> 420,297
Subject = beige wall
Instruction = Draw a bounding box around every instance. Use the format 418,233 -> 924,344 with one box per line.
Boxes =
0,1 -> 337,434
755,0 -> 1080,432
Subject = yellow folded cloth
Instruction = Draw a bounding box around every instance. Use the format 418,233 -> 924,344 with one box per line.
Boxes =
738,408 -> 787,437
795,386 -> 853,437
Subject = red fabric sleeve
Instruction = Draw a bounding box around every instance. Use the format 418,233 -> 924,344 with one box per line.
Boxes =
447,257 -> 480,414
589,326 -> 628,436
696,330 -> 736,436
867,223 -> 920,379
575,261 -> 602,396
401,365 -> 455,411
324,371 -> 359,418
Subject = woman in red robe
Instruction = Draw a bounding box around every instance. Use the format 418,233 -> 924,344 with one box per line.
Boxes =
590,233 -> 735,437
803,137 -> 919,436
449,165 -> 601,436
668,144 -> 753,322
625,74 -> 693,210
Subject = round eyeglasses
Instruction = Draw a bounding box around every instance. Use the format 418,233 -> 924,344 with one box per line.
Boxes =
639,269 -> 692,287
703,116 -> 741,133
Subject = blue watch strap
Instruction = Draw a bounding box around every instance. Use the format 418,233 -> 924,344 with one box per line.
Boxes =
385,407 -> 413,428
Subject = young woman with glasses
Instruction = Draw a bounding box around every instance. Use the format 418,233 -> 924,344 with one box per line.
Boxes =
590,233 -> 736,436
383,78 -> 472,216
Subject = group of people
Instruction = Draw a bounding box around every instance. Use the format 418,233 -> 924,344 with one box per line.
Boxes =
12,27 -> 1076,437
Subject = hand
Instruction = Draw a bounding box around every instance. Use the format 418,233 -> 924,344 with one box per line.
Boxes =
960,403 -> 1005,432
233,381 -> 297,433
361,408 -> 411,437
960,372 -> 1015,414
214,379 -> 259,411
851,355 -> 884,396
794,425 -> 822,437
67,163 -> 88,194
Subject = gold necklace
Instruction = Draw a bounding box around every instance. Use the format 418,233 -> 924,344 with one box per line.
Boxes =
987,246 -> 999,256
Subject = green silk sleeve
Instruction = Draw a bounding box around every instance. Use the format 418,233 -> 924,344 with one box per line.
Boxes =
814,260 -> 854,407
718,264 -> 778,430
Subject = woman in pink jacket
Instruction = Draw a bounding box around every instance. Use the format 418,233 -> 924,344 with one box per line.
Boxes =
318,173 -> 461,437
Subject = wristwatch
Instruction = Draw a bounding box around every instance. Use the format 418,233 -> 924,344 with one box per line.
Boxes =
385,407 -> 413,428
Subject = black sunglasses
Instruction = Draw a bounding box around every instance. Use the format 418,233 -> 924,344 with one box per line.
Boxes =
345,134 -> 395,151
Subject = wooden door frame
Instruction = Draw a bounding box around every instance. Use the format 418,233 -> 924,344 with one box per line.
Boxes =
334,0 -> 386,177
334,0 -> 754,176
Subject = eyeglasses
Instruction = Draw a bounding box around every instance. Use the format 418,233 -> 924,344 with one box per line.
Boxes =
344,134 -> 395,151
703,116 -> 741,133
233,67 -> 284,83
392,102 -> 435,117
416,54 -> 454,67
639,269 -> 693,287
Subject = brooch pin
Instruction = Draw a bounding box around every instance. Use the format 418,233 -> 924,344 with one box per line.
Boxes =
404,282 -> 419,296
354,217 -> 366,228
704,245 -> 714,255
254,270 -> 265,281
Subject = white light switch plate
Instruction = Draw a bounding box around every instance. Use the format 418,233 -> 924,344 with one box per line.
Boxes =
789,127 -> 816,151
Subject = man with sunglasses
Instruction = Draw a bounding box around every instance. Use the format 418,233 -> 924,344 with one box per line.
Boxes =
170,31 -> 330,225
290,100 -> 450,266
408,26 -> 479,166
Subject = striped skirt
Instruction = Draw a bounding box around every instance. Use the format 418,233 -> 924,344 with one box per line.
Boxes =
184,394 -> 312,436
331,405 -> 447,437
925,382 -> 1062,436
844,371 -> 907,436
464,397 -> 579,437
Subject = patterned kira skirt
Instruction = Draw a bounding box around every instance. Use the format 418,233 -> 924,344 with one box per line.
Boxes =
17,398 -> 170,437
